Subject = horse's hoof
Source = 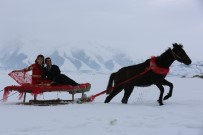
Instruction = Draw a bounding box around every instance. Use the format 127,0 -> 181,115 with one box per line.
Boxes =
121,99 -> 128,104
122,102 -> 127,104
104,101 -> 108,103
157,100 -> 164,105
104,99 -> 110,103
159,103 -> 164,106
163,97 -> 168,100
163,95 -> 171,100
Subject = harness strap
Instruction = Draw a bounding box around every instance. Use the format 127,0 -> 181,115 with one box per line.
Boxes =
150,56 -> 169,75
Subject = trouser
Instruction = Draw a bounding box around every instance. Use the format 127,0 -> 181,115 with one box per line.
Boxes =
54,74 -> 79,86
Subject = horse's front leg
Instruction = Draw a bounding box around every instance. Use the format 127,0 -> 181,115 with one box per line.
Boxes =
162,79 -> 173,100
155,84 -> 164,105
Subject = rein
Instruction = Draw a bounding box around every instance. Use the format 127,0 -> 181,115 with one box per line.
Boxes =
89,57 -> 169,101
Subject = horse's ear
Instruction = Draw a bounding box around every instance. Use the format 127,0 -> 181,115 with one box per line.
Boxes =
179,44 -> 183,48
172,43 -> 178,48
172,43 -> 183,48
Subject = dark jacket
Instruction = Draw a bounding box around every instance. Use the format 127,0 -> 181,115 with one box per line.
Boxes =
43,65 -> 61,81
43,65 -> 78,86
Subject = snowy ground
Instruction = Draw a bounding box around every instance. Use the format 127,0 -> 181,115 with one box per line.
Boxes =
0,70 -> 203,135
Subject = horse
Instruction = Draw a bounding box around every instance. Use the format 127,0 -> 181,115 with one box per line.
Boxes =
104,43 -> 192,105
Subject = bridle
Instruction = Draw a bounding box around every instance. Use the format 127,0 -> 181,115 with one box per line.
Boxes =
171,49 -> 184,62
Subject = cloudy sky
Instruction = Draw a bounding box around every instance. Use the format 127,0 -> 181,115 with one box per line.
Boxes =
0,0 -> 203,60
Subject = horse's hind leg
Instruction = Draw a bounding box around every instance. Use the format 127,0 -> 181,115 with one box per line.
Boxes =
104,86 -> 123,103
122,85 -> 134,104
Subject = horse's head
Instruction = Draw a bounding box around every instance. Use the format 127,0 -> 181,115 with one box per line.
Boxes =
171,43 -> 192,65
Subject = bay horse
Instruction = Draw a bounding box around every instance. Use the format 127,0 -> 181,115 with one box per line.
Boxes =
104,43 -> 192,105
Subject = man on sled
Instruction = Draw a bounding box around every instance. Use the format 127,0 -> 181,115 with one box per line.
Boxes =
43,57 -> 80,86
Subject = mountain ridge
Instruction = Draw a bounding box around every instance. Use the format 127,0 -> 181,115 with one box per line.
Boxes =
0,46 -> 202,77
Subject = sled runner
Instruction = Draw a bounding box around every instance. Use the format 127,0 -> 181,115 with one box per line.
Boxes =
3,71 -> 91,104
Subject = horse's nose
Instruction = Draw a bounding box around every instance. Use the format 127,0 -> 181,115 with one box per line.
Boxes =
186,59 -> 192,65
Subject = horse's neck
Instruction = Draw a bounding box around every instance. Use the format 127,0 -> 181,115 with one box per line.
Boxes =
157,50 -> 175,68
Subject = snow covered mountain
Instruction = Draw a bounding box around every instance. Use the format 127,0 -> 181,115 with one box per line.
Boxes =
0,45 -> 202,77
0,45 -> 134,73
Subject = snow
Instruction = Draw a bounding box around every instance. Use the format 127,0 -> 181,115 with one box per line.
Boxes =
1,70 -> 203,135
0,0 -> 203,134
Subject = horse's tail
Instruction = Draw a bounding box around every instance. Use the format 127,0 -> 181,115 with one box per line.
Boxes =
106,72 -> 116,94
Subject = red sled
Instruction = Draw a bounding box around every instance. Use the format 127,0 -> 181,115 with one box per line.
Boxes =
3,71 -> 91,104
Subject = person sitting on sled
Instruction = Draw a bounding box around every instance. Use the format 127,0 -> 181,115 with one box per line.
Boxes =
43,57 -> 79,86
12,54 -> 51,85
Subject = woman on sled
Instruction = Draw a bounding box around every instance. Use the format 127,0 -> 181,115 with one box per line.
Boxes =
12,54 -> 51,85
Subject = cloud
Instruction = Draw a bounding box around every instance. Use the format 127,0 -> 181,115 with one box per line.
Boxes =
0,0 -> 202,60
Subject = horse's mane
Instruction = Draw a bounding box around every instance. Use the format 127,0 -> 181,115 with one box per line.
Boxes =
154,48 -> 173,67
157,48 -> 171,60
